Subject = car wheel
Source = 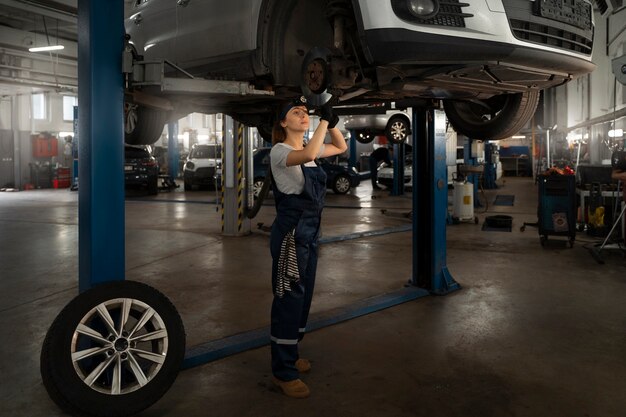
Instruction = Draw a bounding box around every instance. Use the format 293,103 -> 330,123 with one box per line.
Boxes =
253,177 -> 265,199
443,91 -> 540,140
184,180 -> 192,191
354,130 -> 375,144
124,103 -> 168,145
332,174 -> 351,194
40,280 -> 185,417
385,116 -> 410,144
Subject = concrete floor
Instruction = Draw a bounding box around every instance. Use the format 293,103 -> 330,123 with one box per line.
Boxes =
1,177 -> 625,417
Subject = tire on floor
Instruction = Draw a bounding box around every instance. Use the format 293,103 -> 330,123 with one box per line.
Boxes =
40,280 -> 186,417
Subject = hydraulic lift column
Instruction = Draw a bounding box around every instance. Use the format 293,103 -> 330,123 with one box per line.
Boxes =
77,0 -> 125,292
168,121 -> 180,183
221,116 -> 251,236
411,108 -> 460,294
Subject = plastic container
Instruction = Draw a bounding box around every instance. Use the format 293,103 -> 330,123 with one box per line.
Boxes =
453,180 -> 474,220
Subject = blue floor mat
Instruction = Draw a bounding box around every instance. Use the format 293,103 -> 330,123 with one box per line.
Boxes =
493,195 -> 515,206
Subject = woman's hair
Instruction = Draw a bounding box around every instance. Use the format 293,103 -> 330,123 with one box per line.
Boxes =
272,96 -> 308,145
272,120 -> 286,145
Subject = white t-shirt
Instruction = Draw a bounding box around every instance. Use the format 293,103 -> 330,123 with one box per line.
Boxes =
270,143 -> 325,194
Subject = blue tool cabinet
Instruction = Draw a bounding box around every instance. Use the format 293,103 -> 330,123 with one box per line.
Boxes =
537,174 -> 576,247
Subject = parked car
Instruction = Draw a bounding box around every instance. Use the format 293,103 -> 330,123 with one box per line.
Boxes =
124,145 -> 159,195
378,149 -> 413,189
343,107 -> 411,144
252,147 -> 360,195
183,143 -> 222,190
124,0 -> 595,145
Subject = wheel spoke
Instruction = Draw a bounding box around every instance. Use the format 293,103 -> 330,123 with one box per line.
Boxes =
130,348 -> 166,364
72,346 -> 110,362
126,351 -> 149,387
111,356 -> 122,395
96,304 -> 119,337
130,329 -> 167,343
128,307 -> 156,338
118,299 -> 132,335
84,354 -> 116,387
76,323 -> 110,345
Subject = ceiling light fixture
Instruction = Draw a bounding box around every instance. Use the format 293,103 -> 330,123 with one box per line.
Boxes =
29,45 -> 65,52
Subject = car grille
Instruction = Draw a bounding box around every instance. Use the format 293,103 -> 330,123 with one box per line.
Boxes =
195,167 -> 216,179
503,0 -> 593,55
509,19 -> 593,55
390,0 -> 472,28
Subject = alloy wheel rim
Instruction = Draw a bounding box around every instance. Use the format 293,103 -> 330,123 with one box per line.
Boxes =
390,121 -> 406,141
336,177 -> 350,193
71,298 -> 169,395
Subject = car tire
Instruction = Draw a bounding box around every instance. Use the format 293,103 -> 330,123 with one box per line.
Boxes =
443,91 -> 540,140
385,116 -> 410,144
354,130 -> 374,144
332,174 -> 351,194
124,103 -> 168,146
184,180 -> 192,191
40,280 -> 185,417
253,177 -> 265,199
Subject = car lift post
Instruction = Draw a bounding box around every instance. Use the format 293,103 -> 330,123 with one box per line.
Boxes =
167,121 -> 180,183
221,117 -> 251,236
411,107 -> 460,294
390,142 -> 405,196
348,130 -> 358,169
77,0 -> 125,292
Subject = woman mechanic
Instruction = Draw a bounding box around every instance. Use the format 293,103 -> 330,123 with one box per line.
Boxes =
269,96 -> 347,398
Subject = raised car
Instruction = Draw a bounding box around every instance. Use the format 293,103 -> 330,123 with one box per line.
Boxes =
124,0 -> 595,145
343,107 -> 412,144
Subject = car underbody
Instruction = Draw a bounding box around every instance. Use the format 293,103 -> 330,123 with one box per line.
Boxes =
124,0 -> 595,144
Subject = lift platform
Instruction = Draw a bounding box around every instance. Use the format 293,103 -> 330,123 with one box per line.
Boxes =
124,58 -> 274,98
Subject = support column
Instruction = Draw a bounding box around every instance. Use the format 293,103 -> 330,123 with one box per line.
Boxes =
11,96 -> 21,190
411,108 -> 460,294
348,130 -> 357,169
221,116 -> 250,236
391,142 -> 405,196
78,0 -> 125,292
167,122 -> 179,181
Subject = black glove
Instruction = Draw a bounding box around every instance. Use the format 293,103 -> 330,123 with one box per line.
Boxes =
319,104 -> 339,129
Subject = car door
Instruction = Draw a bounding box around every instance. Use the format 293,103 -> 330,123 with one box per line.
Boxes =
126,0 -> 179,61
175,0 -> 263,66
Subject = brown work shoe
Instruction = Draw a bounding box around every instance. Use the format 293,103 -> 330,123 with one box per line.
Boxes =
295,358 -> 311,373
271,377 -> 310,398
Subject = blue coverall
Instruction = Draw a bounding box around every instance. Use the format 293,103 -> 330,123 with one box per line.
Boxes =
269,163 -> 327,381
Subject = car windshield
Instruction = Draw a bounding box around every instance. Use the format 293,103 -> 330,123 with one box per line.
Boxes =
191,145 -> 221,159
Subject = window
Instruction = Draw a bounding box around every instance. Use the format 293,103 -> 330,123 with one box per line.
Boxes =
63,96 -> 78,121
32,93 -> 46,120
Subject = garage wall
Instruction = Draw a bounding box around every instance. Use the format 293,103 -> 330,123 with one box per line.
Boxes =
566,9 -> 626,126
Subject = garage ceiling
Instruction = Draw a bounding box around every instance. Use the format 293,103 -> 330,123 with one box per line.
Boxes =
0,0 -> 133,97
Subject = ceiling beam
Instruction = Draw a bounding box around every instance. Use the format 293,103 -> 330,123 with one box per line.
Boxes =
0,25 -> 77,59
0,0 -> 77,24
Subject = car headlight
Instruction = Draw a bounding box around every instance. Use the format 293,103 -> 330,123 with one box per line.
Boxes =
406,0 -> 438,18
185,161 -> 195,170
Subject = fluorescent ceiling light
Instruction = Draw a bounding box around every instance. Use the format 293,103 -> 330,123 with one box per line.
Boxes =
511,135 -> 526,139
29,45 -> 64,52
